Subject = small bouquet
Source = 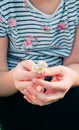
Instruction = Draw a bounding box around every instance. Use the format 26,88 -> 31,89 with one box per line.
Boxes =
32,60 -> 48,73
32,61 -> 58,94
32,60 -> 48,92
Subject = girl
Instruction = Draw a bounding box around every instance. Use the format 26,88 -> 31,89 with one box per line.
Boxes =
0,0 -> 79,129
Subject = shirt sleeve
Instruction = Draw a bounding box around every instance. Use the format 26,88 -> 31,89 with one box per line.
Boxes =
0,8 -> 7,37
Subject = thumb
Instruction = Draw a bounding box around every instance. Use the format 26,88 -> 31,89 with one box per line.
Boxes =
44,66 -> 63,77
20,60 -> 36,71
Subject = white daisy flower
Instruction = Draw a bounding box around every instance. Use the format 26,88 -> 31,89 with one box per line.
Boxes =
32,60 -> 48,73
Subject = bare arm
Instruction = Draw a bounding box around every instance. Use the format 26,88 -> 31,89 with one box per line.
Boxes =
0,37 -> 38,98
63,25 -> 79,86
0,37 -> 18,97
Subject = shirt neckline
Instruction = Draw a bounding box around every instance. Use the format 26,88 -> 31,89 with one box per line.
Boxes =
26,0 -> 63,18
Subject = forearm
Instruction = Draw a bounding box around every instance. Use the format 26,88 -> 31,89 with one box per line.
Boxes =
0,69 -> 18,97
63,25 -> 79,86
64,63 -> 79,87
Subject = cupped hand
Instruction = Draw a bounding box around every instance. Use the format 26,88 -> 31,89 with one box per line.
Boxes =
13,60 -> 37,94
24,65 -> 78,106
34,65 -> 78,92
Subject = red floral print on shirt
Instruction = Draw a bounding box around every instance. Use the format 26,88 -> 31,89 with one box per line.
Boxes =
57,20 -> 68,32
57,23 -> 67,30
8,18 -> 17,27
43,26 -> 50,31
0,17 -> 3,22
22,35 -> 39,51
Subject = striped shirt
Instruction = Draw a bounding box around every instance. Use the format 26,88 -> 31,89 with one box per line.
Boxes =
0,0 -> 79,69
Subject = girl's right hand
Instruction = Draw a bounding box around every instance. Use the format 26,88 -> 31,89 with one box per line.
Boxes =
13,60 -> 37,95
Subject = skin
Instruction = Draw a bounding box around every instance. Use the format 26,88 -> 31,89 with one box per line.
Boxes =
0,0 -> 79,106
24,26 -> 79,106
29,0 -> 61,14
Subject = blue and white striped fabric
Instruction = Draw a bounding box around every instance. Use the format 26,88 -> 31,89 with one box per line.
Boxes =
0,0 -> 79,69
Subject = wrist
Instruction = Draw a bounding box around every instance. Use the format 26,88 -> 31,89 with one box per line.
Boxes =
66,64 -> 79,87
0,69 -> 18,97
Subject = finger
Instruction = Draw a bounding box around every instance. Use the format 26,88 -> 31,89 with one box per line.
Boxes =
32,78 -> 53,89
14,69 -> 37,81
15,81 -> 33,91
19,60 -> 36,71
32,78 -> 65,91
27,86 -> 64,104
36,91 -> 64,102
24,94 -> 33,104
24,91 -> 44,106
44,66 -> 63,76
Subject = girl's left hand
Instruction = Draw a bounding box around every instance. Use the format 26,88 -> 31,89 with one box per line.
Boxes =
24,65 -> 78,106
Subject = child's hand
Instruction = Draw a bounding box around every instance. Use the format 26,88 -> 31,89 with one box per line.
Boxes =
13,60 -> 37,95
24,65 -> 78,106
